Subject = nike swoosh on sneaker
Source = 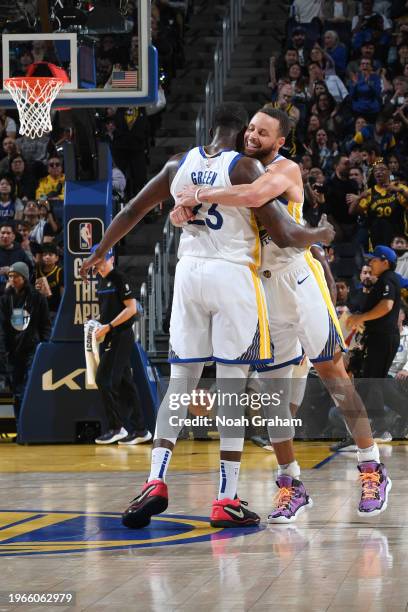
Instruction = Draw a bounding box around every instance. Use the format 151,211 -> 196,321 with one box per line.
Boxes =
297,275 -> 310,285
225,507 -> 245,519
134,484 -> 156,504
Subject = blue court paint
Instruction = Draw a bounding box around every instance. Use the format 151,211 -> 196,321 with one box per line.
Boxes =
0,510 -> 265,556
312,451 -> 339,469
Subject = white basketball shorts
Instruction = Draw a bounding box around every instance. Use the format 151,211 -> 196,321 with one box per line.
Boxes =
257,251 -> 346,371
169,256 -> 273,364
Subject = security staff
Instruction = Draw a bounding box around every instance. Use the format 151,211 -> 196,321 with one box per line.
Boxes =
347,245 -> 401,434
92,246 -> 151,445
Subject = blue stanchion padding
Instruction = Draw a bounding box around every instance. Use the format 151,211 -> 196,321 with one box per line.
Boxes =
21,145 -> 113,442
19,342 -> 107,443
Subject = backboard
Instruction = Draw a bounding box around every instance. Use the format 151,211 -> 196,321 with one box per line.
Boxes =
0,0 -> 157,108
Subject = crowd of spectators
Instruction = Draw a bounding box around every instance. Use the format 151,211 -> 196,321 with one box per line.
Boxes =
263,0 -> 408,443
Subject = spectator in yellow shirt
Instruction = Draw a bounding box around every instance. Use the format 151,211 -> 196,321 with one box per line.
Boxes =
35,156 -> 65,202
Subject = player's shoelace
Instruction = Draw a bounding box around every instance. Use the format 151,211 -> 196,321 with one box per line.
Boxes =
359,471 -> 381,499
273,487 -> 295,510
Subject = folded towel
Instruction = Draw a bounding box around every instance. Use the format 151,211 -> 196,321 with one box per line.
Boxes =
84,319 -> 102,386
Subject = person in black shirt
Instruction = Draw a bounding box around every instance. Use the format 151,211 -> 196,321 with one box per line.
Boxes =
0,261 -> 51,430
324,155 -> 359,243
92,247 -> 150,446
348,264 -> 374,313
347,245 -> 401,436
35,243 -> 64,318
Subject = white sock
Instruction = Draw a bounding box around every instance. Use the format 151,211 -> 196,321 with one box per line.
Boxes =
357,443 -> 380,465
278,460 -> 301,479
218,460 -> 241,500
148,447 -> 173,482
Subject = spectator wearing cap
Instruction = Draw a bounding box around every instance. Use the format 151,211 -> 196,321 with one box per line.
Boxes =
91,246 -> 151,446
348,162 -> 408,247
0,222 -> 33,295
0,261 -> 51,429
287,27 -> 313,67
347,246 -> 401,436
35,243 -> 64,317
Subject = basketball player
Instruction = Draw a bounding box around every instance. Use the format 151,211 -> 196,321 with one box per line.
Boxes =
175,107 -> 391,521
80,103 -> 334,529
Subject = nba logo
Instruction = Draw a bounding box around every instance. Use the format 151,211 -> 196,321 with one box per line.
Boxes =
79,223 -> 92,250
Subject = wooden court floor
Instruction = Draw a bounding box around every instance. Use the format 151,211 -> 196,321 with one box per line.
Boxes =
0,440 -> 407,612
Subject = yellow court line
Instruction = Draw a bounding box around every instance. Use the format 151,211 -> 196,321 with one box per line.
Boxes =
0,513 -> 79,543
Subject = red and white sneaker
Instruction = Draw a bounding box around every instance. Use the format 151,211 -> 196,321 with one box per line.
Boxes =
122,479 -> 168,529
210,497 -> 260,528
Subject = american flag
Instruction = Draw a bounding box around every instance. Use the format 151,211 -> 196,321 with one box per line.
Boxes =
111,70 -> 138,88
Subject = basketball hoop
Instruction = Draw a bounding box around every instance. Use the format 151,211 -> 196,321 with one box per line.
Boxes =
4,77 -> 64,139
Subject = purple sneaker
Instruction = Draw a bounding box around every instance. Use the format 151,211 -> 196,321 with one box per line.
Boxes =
358,461 -> 392,517
267,475 -> 313,524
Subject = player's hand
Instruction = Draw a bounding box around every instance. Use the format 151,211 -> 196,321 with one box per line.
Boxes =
95,325 -> 109,341
176,185 -> 204,208
170,206 -> 195,226
80,251 -> 103,281
346,313 -> 364,331
317,214 -> 335,245
396,370 -> 408,381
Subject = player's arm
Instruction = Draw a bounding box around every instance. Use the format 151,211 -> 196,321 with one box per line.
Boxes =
176,161 -> 294,209
80,155 -> 181,279
233,158 -> 335,248
310,244 -> 337,304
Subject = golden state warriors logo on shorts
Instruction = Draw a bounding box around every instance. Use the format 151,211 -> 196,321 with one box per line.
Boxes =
0,510 -> 264,555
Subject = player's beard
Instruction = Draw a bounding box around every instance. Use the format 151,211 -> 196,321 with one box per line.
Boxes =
244,144 -> 277,166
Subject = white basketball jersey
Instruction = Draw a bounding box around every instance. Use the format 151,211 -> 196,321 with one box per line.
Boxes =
170,147 -> 261,267
260,154 -> 306,272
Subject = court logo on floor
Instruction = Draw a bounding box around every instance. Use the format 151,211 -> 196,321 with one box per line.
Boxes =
0,510 -> 264,556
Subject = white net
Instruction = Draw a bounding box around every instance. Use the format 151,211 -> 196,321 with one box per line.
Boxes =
4,77 -> 64,139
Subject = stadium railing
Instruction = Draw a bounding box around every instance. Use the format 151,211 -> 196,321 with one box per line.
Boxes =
196,0 -> 245,144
